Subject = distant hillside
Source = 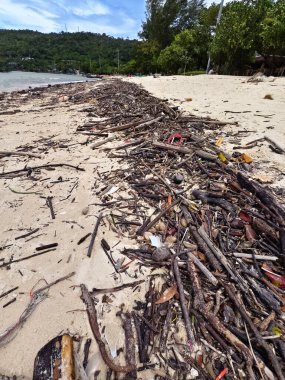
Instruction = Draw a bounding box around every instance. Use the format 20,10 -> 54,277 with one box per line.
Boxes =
0,29 -> 138,74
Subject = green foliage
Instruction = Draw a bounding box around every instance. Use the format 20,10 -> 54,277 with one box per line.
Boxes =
199,2 -> 220,27
138,0 -> 208,73
210,0 -> 285,73
185,70 -> 205,75
0,29 -> 138,74
260,0 -> 285,54
158,26 -> 211,73
140,0 -> 205,50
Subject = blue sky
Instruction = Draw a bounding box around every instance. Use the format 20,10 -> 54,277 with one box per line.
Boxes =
0,0 -> 146,38
0,0 -> 223,39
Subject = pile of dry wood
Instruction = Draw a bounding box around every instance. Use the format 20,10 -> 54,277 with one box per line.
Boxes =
77,80 -> 285,380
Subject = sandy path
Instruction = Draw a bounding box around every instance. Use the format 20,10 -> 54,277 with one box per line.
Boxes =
126,75 -> 285,189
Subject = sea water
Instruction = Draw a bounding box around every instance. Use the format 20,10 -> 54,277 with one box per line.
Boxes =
0,71 -> 96,92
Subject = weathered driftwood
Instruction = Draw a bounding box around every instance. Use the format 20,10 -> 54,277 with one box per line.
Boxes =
106,116 -> 162,132
0,150 -> 42,158
91,136 -> 115,149
80,284 -> 136,373
187,252 -> 218,286
87,213 -> 103,258
152,141 -> 192,154
237,172 -> 285,223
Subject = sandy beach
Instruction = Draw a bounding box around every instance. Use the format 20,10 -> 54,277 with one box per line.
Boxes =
0,75 -> 285,379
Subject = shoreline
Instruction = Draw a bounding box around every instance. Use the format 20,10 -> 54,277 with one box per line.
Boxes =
0,71 -> 101,93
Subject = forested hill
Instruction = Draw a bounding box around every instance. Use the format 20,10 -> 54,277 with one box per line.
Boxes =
0,30 -> 138,74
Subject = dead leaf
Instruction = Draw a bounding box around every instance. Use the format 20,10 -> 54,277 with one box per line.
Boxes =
240,153 -> 253,164
245,224 -> 257,241
194,251 -> 206,262
185,97 -> 193,102
155,285 -> 177,304
252,174 -> 274,184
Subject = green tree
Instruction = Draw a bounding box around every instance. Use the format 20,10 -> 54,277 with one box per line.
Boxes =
210,1 -> 260,72
158,26 -> 211,73
260,0 -> 285,55
140,0 -> 205,50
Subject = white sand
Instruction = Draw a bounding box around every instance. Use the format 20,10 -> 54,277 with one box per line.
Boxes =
126,74 -> 285,188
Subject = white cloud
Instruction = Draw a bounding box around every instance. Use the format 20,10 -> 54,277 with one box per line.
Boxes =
0,0 -> 140,38
67,16 -> 136,36
71,1 -> 110,17
0,0 -> 59,32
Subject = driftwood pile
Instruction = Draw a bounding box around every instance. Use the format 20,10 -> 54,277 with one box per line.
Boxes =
0,79 -> 285,379
77,80 -> 285,380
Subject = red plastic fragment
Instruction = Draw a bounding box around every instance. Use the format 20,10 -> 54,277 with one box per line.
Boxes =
239,210 -> 252,223
167,133 -> 183,145
262,264 -> 285,289
216,368 -> 228,380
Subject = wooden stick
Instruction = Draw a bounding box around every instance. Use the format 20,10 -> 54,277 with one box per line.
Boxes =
0,286 -> 19,299
237,172 -> 285,224
187,252 -> 218,286
233,253 -> 278,261
107,116 -> 162,133
152,141 -> 192,154
188,225 -> 222,271
173,258 -> 195,345
0,163 -> 85,177
224,283 -> 285,380
91,136 -> 114,150
137,199 -> 180,235
80,284 -> 136,373
264,136 -> 285,154
198,226 -> 245,288
0,151 -> 42,158
0,248 -> 56,268
87,214 -> 103,258
15,228 -> 40,240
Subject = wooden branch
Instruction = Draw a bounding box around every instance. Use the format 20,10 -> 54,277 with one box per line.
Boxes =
233,253 -> 278,261
187,259 -> 256,379
87,213 -> 103,258
136,199 -> 180,235
0,151 -> 42,159
107,138 -> 144,151
106,116 -> 162,132
198,226 -> 245,289
237,172 -> 285,224
187,252 -> 218,286
195,150 -> 217,161
224,283 -> 285,380
173,258 -> 195,345
80,284 -> 136,373
152,141 -> 192,154
264,136 -> 285,154
91,136 -> 115,150
188,225 -> 222,271
0,163 -> 85,177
